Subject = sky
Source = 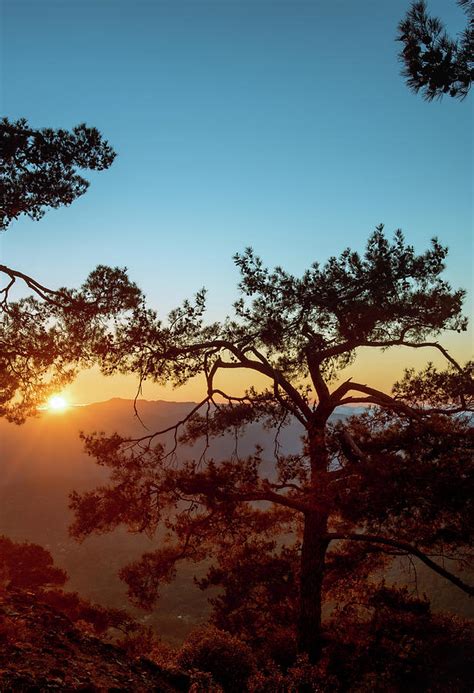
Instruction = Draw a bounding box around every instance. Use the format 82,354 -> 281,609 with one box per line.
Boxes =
1,0 -> 472,405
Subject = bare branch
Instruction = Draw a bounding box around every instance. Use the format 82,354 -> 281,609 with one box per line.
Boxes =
321,338 -> 464,373
362,339 -> 464,372
0,264 -> 65,307
126,397 -> 212,446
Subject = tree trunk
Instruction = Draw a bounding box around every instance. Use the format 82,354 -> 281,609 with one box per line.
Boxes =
297,509 -> 329,663
297,421 -> 330,663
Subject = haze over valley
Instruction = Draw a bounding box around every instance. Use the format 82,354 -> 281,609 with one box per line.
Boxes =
1,398 -> 471,644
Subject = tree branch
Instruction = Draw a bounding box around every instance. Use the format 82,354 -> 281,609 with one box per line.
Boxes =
331,381 -> 420,416
179,477 -> 309,513
126,397 -> 212,446
321,337 -> 463,373
0,263 -> 64,307
361,339 -> 464,372
305,346 -> 330,405
180,341 -> 312,424
327,532 -> 474,596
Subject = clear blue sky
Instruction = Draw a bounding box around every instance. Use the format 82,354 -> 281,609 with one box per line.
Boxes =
1,0 -> 472,332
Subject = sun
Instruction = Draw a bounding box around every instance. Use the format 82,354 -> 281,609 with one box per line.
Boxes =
47,395 -> 69,411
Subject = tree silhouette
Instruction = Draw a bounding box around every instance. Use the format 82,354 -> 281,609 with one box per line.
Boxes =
397,0 -> 473,100
0,123 -> 472,667
0,264 -> 141,422
55,227 -> 473,663
0,535 -> 67,591
0,120 -> 139,421
0,118 -> 115,230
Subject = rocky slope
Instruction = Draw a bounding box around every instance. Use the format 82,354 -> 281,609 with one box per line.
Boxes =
0,589 -> 188,691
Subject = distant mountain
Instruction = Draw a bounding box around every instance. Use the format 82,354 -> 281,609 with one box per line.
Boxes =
1,399 -> 471,643
1,397 -> 319,484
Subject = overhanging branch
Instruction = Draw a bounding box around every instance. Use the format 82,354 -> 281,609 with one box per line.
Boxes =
327,532 -> 474,596
0,264 -> 65,308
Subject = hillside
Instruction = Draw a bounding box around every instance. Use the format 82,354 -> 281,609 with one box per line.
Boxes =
0,589 -> 187,691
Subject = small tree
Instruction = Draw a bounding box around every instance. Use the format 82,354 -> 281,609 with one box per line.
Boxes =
177,626 -> 256,692
397,0 -> 473,100
0,535 -> 67,591
0,535 -> 147,642
56,227 -> 473,662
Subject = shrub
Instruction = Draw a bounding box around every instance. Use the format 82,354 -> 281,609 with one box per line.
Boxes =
177,625 -> 256,693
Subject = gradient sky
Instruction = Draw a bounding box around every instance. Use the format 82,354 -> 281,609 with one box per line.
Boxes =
1,0 -> 472,404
